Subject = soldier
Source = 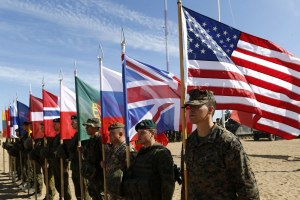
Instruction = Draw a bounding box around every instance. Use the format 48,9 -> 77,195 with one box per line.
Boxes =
29,122 -> 56,199
67,115 -> 91,200
41,118 -> 72,200
81,118 -> 104,200
123,119 -> 175,200
181,89 -> 260,199
101,122 -> 137,200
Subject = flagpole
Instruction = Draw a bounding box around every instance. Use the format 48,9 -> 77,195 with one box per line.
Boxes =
42,79 -> 50,200
98,45 -> 108,200
217,0 -> 226,128
59,72 -> 65,199
121,29 -> 131,170
164,0 -> 170,71
177,1 -> 188,200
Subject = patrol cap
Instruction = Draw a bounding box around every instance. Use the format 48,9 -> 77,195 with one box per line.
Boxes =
183,89 -> 215,108
71,115 -> 77,120
135,119 -> 157,131
83,118 -> 101,128
108,122 -> 125,131
53,118 -> 60,123
15,128 -> 19,132
41,122 -> 44,126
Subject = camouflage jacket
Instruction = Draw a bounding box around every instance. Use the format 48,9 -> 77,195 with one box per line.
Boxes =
105,142 -> 136,176
123,143 -> 175,200
82,134 -> 103,171
182,124 -> 260,200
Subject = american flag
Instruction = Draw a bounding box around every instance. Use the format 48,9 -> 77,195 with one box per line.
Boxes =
123,54 -> 181,141
182,6 -> 300,139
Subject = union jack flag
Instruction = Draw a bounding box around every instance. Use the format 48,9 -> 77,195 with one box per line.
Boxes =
123,54 -> 181,142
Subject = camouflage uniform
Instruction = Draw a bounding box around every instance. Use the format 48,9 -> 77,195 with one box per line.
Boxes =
28,138 -> 44,194
123,143 -> 175,200
82,133 -> 104,200
105,142 -> 136,200
68,131 -> 91,200
182,124 -> 260,200
51,133 -> 72,200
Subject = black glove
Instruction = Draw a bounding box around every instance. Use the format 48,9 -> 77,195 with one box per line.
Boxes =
29,149 -> 40,161
40,147 -> 53,159
56,144 -> 67,159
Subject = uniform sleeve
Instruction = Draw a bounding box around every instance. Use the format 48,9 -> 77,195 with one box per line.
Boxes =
156,148 -> 175,200
225,139 -> 260,200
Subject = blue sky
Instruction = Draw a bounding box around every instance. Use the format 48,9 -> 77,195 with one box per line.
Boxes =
1,0 -> 300,129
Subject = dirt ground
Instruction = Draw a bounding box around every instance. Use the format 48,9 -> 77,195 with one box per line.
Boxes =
1,137 -> 300,200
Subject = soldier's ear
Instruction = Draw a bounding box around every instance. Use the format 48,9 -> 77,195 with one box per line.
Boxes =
208,105 -> 214,114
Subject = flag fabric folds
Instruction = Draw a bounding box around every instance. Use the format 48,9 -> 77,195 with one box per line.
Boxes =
101,67 -> 124,136
2,110 -> 7,138
182,6 -> 300,139
17,101 -> 30,137
43,90 -> 60,138
75,76 -> 100,141
60,81 -> 77,140
5,108 -> 11,138
10,102 -> 19,138
30,95 -> 44,139
123,54 -> 181,142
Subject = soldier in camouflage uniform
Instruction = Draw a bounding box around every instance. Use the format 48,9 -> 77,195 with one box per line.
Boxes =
101,122 -> 137,200
123,119 -> 175,200
41,118 -> 72,200
182,89 -> 260,200
68,115 -> 91,200
81,118 -> 104,200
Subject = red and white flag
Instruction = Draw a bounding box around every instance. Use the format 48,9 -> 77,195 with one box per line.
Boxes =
30,95 -> 43,139
60,82 -> 76,140
182,6 -> 300,139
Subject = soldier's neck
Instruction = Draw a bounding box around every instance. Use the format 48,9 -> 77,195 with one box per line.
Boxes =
196,120 -> 214,137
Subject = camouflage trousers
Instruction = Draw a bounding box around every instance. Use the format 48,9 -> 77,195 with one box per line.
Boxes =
72,165 -> 91,200
52,159 -> 72,200
43,161 -> 57,200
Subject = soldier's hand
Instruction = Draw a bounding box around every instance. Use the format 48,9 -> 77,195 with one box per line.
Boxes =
56,144 -> 67,159
77,146 -> 83,153
100,160 -> 106,168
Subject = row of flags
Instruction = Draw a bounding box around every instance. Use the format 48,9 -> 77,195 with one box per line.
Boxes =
2,5 -> 300,141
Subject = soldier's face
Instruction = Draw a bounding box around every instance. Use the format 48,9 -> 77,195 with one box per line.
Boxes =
54,122 -> 60,132
109,129 -> 120,144
137,129 -> 153,144
188,104 -> 211,124
86,125 -> 97,136
71,119 -> 78,129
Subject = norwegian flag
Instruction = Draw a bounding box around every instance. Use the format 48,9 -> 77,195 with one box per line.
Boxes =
30,95 -> 44,139
43,89 -> 60,138
122,54 -> 181,143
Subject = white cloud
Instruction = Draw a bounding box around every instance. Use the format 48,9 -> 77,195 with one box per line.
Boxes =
0,0 -> 178,56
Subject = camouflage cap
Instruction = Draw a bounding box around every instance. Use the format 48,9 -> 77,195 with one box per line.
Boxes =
23,121 -> 32,125
71,115 -> 77,120
108,122 -> 125,131
83,118 -> 101,128
53,118 -> 60,123
135,119 -> 157,131
183,89 -> 215,108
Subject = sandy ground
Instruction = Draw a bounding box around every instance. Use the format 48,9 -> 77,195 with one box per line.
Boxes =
1,137 -> 300,200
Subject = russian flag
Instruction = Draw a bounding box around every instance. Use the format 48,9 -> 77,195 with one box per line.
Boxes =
43,90 -> 60,138
101,67 -> 124,136
60,81 -> 76,140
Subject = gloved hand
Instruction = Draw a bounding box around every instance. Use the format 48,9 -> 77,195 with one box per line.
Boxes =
29,149 -> 40,161
40,147 -> 53,159
56,144 -> 67,159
